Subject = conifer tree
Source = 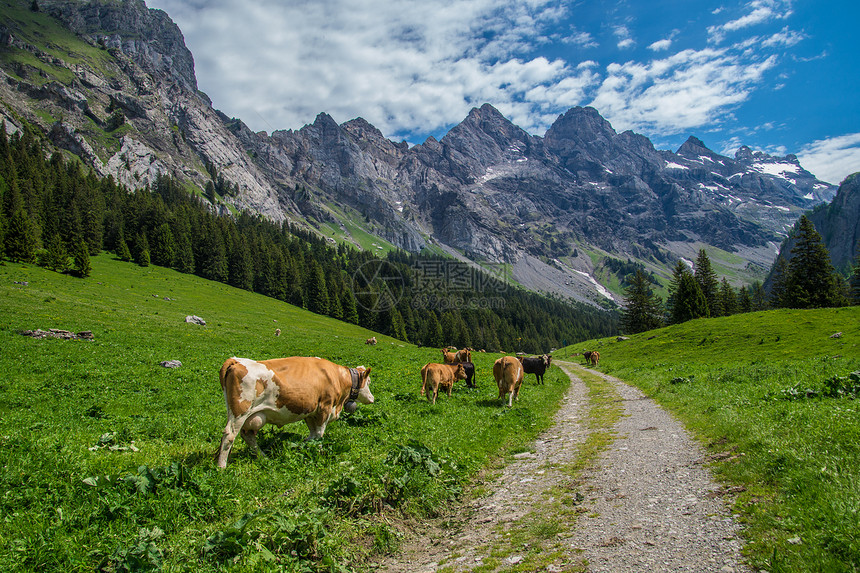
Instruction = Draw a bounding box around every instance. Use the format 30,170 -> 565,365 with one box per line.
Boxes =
737,286 -> 752,313
303,258 -> 330,315
669,262 -> 708,323
72,238 -> 91,277
719,278 -> 738,316
769,257 -> 789,308
341,288 -> 360,325
695,249 -> 721,317
150,222 -> 176,268
135,233 -> 150,267
749,280 -> 768,311
620,269 -> 663,333
44,232 -> 69,272
6,207 -> 36,262
116,233 -> 132,262
784,215 -> 842,308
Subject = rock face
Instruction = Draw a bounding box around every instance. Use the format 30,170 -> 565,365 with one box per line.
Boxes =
0,1 -> 846,304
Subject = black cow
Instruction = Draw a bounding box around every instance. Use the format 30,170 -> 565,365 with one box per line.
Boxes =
519,354 -> 552,384
462,362 -> 476,388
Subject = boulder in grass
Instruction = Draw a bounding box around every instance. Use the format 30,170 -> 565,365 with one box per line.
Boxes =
185,315 -> 206,326
160,360 -> 182,368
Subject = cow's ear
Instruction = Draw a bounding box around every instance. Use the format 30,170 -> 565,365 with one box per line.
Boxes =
363,367 -> 372,378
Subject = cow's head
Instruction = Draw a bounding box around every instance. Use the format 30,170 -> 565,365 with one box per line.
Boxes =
355,366 -> 374,404
543,354 -> 551,367
455,364 -> 467,380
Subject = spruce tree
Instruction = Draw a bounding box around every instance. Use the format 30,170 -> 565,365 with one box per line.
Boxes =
6,207 -> 36,263
44,233 -> 69,272
670,263 -> 708,324
135,233 -> 150,267
769,257 -> 789,308
72,238 -> 91,277
116,234 -> 132,262
736,286 -> 751,313
695,249 -> 721,317
620,269 -> 663,333
784,215 -> 842,308
719,278 -> 738,316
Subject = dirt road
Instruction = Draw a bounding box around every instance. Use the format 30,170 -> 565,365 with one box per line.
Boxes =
371,362 -> 750,572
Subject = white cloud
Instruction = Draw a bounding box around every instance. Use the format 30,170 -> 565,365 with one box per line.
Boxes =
589,47 -> 778,135
708,0 -> 793,44
797,134 -> 860,185
147,0 -> 578,139
648,39 -> 673,51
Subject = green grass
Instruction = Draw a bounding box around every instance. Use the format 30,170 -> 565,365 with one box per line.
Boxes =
0,255 -> 571,572
555,308 -> 860,572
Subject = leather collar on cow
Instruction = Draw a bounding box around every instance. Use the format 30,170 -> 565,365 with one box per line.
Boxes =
345,368 -> 361,413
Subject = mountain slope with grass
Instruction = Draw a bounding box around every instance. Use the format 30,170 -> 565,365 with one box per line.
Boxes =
0,254 -> 576,572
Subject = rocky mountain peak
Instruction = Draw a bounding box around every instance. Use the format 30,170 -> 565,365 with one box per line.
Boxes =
676,135 -> 717,159
41,0 -> 197,91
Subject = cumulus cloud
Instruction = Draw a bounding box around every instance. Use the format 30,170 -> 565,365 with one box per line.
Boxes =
797,134 -> 860,185
589,47 -> 777,135
148,0 -> 582,139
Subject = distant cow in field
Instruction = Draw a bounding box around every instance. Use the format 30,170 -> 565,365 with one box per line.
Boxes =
366,337 -> 377,345
275,328 -> 281,336
519,354 -> 552,384
216,356 -> 374,468
494,356 -> 524,407
421,362 -> 467,404
582,350 -> 599,366
442,347 -> 471,364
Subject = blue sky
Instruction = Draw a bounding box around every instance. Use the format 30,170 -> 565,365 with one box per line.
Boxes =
146,0 -> 860,185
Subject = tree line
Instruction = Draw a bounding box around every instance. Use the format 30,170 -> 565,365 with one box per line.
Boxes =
0,123 -> 617,353
621,220 -> 860,334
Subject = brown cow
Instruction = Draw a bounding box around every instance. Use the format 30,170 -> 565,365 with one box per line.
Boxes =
216,356 -> 373,468
494,356 -> 524,407
420,362 -> 467,404
366,336 -> 377,345
442,347 -> 471,364
590,351 -> 600,366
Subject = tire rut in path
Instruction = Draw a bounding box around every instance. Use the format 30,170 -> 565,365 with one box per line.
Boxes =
371,362 -> 749,572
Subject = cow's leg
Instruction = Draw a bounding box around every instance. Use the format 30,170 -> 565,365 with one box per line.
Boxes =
240,412 -> 267,458
304,410 -> 330,440
216,417 -> 243,469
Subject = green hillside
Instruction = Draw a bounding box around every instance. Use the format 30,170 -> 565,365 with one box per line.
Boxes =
0,255 -> 574,572
555,309 -> 860,572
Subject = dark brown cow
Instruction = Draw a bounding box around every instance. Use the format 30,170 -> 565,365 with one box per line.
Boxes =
366,336 -> 377,345
216,356 -> 373,468
519,354 -> 552,384
421,362 -> 467,404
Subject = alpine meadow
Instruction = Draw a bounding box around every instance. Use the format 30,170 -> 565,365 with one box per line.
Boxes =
2,0 -> 860,572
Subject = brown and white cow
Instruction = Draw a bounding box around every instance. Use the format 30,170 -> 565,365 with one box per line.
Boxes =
420,362 -> 467,404
442,347 -> 471,364
216,356 -> 373,468
494,355 -> 524,407
365,336 -> 377,345
589,351 -> 600,366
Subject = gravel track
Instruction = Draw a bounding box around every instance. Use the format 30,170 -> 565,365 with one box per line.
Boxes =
371,362 -> 750,572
